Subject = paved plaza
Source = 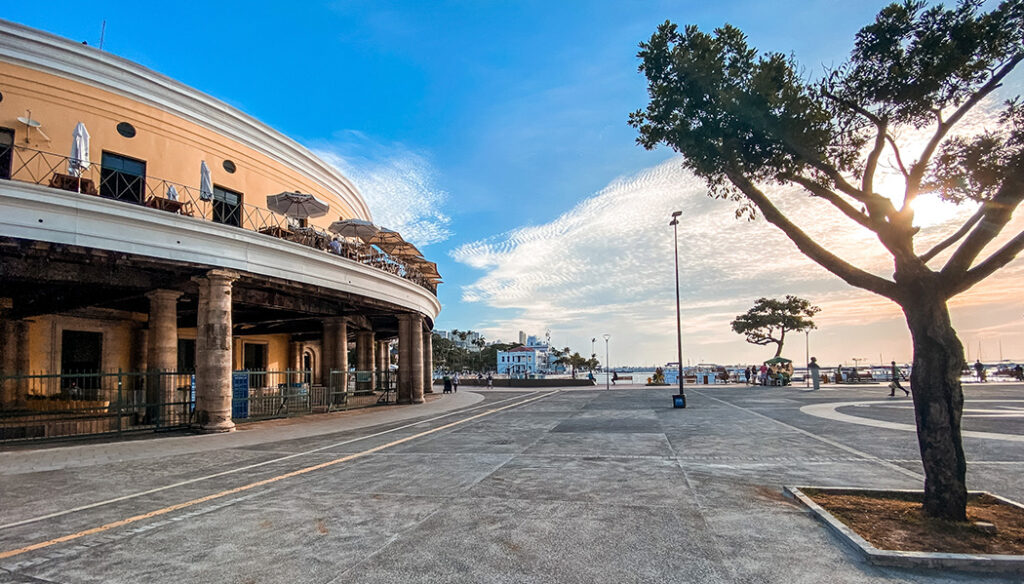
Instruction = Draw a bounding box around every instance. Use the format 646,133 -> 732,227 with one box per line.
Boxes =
1,383 -> 1022,583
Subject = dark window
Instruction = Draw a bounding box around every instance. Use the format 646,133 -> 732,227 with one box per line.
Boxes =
61,330 -> 103,397
212,185 -> 242,227
100,151 -> 146,203
222,160 -> 236,173
116,122 -> 136,138
177,339 -> 196,372
243,343 -> 268,388
0,127 -> 13,180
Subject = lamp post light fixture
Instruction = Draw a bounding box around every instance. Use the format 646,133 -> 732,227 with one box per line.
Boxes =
603,333 -> 611,390
805,330 -> 810,388
670,211 -> 686,408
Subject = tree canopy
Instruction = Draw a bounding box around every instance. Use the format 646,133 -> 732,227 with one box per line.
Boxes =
730,296 -> 820,358
630,0 -> 1024,521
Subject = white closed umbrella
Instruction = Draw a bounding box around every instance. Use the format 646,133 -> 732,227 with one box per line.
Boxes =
200,161 -> 213,201
166,184 -> 179,201
266,191 -> 330,218
328,218 -> 379,242
68,122 -> 90,178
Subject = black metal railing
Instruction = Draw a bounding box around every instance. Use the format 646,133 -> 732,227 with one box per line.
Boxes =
0,368 -> 401,442
0,144 -> 438,295
0,369 -> 194,442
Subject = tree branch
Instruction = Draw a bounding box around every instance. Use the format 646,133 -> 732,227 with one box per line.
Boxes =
785,174 -> 876,231
725,169 -> 899,300
942,166 -> 1024,278
947,228 -> 1024,296
862,121 -> 888,195
885,134 -> 910,179
919,206 -> 985,264
904,54 -> 1024,210
821,89 -> 883,125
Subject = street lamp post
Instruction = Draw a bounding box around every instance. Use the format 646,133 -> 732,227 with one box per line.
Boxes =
805,331 -> 810,388
670,211 -> 686,408
603,333 -> 611,390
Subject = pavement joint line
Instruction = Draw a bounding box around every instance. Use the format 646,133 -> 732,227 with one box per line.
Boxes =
0,391 -> 546,533
0,390 -> 560,560
691,389 -> 925,481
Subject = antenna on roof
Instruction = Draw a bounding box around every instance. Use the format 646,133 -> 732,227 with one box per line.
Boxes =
99,20 -> 106,50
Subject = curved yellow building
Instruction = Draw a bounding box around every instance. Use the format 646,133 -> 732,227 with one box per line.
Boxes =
0,20 -> 439,438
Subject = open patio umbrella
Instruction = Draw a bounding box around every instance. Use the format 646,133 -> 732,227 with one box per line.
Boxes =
366,227 -> 404,251
266,191 -> 330,218
328,218 -> 379,242
200,161 -> 213,201
68,122 -> 90,178
387,241 -> 423,258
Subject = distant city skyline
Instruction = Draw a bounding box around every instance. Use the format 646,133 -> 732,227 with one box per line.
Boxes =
8,2 -> 1022,366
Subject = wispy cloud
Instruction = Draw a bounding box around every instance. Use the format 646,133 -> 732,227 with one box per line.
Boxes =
451,154 -> 1024,365
313,133 -> 452,247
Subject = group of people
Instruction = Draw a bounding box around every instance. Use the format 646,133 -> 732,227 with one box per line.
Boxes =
440,372 -> 494,393
743,363 -> 791,386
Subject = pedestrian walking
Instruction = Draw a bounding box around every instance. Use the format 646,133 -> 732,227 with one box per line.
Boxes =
758,364 -> 768,386
442,374 -> 452,394
974,359 -> 985,382
486,373 -> 493,388
1014,364 -> 1023,381
808,357 -> 821,391
744,366 -> 752,385
888,361 -> 909,396
452,372 -> 460,392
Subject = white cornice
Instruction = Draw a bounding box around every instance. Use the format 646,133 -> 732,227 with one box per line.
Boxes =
0,19 -> 373,221
0,183 -> 440,320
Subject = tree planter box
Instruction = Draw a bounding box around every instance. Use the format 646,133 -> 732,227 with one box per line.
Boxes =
785,486 -> 1024,575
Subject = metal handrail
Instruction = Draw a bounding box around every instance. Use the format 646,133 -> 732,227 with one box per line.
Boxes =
0,144 -> 438,294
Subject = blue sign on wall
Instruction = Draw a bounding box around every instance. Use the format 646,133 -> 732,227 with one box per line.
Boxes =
232,372 -> 249,419
190,374 -> 196,412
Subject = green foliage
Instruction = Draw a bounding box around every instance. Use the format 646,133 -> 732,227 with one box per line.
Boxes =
731,296 -> 820,358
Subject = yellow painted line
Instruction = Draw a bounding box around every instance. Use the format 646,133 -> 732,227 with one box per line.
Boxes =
0,391 -> 556,560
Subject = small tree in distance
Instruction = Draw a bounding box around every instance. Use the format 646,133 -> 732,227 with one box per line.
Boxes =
731,296 -> 820,358
630,1 -> 1024,520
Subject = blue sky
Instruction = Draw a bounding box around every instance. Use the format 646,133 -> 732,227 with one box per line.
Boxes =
9,1 -> 1024,366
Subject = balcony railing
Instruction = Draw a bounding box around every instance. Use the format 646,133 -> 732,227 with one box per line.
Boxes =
0,144 -> 438,294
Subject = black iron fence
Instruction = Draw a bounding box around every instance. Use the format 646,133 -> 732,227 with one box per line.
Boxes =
0,368 -> 400,443
0,369 -> 194,442
0,144 -> 438,294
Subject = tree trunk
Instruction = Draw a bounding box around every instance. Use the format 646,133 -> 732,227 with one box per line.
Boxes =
775,329 -> 785,358
902,290 -> 968,521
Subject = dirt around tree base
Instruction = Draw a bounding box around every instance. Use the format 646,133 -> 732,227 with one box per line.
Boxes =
804,490 -> 1024,555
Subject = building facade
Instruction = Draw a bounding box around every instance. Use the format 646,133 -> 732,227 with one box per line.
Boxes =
0,20 -> 440,437
496,346 -> 537,377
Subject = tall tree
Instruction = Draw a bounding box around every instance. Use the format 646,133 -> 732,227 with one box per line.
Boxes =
630,1 -> 1024,520
731,296 -> 820,358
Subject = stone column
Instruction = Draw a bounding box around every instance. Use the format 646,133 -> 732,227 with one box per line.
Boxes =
401,314 -> 425,404
321,321 -> 336,384
423,326 -> 434,394
194,270 -> 238,433
323,318 -> 348,394
397,317 -> 412,404
11,321 -> 29,409
289,339 -> 303,387
146,289 -> 182,424
355,330 -> 375,393
377,340 -> 389,390
0,318 -> 15,410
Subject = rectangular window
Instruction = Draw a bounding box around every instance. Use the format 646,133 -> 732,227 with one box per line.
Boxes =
100,151 -> 146,203
0,127 -> 13,180
213,185 -> 242,227
177,339 -> 196,372
243,342 -> 268,388
61,330 -> 102,397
